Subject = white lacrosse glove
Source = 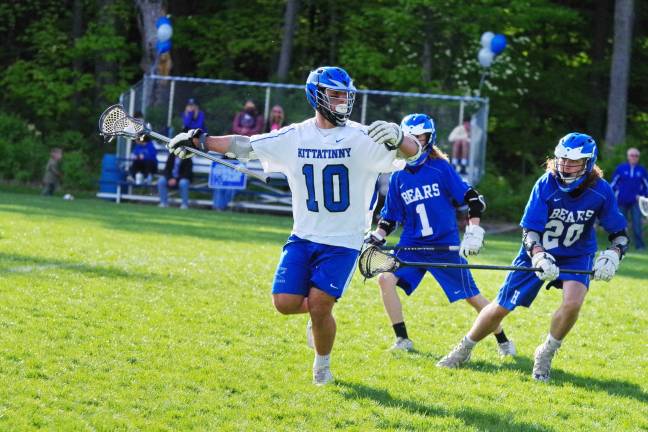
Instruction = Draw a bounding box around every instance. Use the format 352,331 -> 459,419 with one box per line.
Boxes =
531,251 -> 559,281
367,121 -> 404,150
460,225 -> 485,258
593,249 -> 620,282
167,129 -> 203,159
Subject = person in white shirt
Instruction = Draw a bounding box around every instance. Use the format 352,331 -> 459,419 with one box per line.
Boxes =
166,66 -> 421,385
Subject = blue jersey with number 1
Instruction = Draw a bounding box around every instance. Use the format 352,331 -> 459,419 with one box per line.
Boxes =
521,172 -> 626,257
380,158 -> 469,246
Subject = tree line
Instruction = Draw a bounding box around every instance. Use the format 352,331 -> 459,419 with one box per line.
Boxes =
0,0 -> 646,216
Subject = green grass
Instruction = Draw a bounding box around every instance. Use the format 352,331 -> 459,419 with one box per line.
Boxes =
0,191 -> 646,431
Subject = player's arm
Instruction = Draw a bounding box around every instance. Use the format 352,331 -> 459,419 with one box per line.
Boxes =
367,121 -> 421,161
459,188 -> 486,258
166,129 -> 255,160
365,218 -> 397,247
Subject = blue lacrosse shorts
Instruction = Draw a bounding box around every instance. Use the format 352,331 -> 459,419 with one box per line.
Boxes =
393,249 -> 480,302
271,234 -> 360,299
496,251 -> 595,311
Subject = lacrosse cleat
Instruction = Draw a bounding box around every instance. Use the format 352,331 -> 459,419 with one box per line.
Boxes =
437,338 -> 473,368
306,319 -> 314,349
313,366 -> 334,386
497,340 -> 517,357
532,342 -> 558,382
390,337 -> 414,352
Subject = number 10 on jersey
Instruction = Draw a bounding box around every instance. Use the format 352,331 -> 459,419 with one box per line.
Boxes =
302,164 -> 350,212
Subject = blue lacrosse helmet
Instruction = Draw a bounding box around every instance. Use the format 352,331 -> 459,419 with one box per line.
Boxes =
305,66 -> 357,126
401,113 -> 436,166
553,132 -> 598,192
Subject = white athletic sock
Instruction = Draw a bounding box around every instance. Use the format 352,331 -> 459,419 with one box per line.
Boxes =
452,158 -> 459,165
463,335 -> 477,348
461,158 -> 468,166
545,333 -> 562,351
314,354 -> 330,370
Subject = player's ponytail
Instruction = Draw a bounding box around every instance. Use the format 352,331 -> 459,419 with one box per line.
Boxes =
429,145 -> 449,161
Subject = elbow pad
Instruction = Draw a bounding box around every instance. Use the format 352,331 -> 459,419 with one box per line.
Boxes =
378,219 -> 397,236
226,135 -> 252,159
464,188 -> 486,218
608,230 -> 629,260
522,229 -> 542,257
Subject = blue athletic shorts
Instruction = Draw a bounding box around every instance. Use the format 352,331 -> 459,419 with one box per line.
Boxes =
393,249 -> 480,303
271,234 -> 359,299
496,250 -> 595,311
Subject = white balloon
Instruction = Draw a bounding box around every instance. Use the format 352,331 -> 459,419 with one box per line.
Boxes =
157,24 -> 173,42
478,48 -> 494,68
481,31 -> 495,49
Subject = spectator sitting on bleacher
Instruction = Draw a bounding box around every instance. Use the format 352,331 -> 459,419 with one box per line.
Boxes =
232,99 -> 263,136
127,112 -> 157,185
265,105 -> 285,132
183,98 -> 206,132
158,152 -> 193,209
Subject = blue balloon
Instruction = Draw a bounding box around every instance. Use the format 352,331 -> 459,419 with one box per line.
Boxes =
156,16 -> 171,29
490,34 -> 507,55
156,39 -> 172,55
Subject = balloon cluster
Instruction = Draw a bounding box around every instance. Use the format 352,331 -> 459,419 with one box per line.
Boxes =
478,32 -> 507,68
156,16 -> 173,55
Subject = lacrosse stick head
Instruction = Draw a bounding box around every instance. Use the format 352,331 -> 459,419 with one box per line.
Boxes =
98,104 -> 148,141
358,245 -> 400,279
639,196 -> 648,218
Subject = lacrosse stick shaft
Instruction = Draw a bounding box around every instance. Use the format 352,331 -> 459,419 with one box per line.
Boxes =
380,245 -> 459,252
401,260 -> 594,275
147,131 -> 269,183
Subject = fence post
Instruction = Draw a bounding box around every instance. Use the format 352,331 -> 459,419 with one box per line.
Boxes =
263,86 -> 271,124
361,93 -> 368,125
166,79 -> 176,137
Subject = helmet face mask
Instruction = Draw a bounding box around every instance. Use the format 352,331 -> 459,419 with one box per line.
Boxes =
401,114 -> 436,167
305,67 -> 356,126
552,132 -> 598,192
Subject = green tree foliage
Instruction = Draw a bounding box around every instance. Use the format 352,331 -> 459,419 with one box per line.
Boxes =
0,0 -> 647,217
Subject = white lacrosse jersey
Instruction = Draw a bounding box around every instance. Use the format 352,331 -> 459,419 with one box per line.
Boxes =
251,118 -> 405,250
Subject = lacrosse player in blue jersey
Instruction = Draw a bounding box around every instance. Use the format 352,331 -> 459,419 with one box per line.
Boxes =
365,114 -> 515,356
437,133 -> 628,381
166,66 -> 421,385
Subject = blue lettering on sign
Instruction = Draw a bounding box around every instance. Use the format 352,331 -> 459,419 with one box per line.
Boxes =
209,161 -> 247,190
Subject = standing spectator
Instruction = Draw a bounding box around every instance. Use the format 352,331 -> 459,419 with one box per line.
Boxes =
231,99 -> 263,136
42,148 -> 63,196
610,147 -> 648,250
183,98 -> 206,132
265,105 -> 285,132
158,152 -> 193,209
448,117 -> 471,174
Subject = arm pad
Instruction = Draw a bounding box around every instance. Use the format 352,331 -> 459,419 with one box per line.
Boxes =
464,188 -> 486,218
522,229 -> 542,257
226,135 -> 252,159
378,218 -> 397,236
608,230 -> 629,259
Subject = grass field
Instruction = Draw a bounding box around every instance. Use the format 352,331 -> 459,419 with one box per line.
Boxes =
0,191 -> 646,431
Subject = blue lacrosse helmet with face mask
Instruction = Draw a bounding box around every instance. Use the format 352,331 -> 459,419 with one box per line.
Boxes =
400,113 -> 436,166
305,66 -> 357,127
553,132 -> 598,192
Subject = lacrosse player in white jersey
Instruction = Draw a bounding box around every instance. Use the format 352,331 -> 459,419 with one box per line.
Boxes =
166,66 -> 421,385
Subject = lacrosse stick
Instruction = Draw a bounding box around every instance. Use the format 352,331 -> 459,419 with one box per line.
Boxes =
639,196 -> 648,218
379,245 -> 460,252
358,245 -> 594,279
98,104 -> 269,183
